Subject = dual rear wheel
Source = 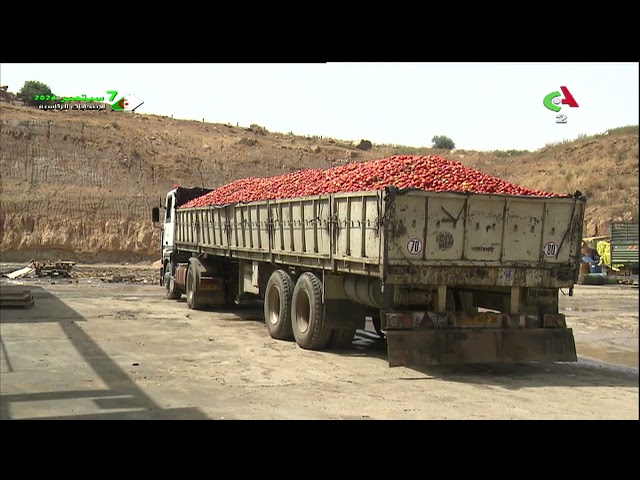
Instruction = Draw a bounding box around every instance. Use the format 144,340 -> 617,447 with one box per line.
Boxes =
264,270 -> 356,350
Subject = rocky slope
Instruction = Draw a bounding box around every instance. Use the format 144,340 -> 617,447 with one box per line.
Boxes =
0,103 -> 637,263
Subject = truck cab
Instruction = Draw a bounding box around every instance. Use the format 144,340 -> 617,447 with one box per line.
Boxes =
161,189 -> 177,255
152,186 -> 214,290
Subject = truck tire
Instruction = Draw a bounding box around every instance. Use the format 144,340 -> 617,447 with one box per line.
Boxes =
371,313 -> 385,339
328,328 -> 356,349
165,264 -> 181,300
291,272 -> 332,350
453,289 -> 475,313
186,266 -> 206,310
264,270 -> 295,340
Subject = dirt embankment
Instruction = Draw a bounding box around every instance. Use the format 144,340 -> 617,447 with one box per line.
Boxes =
0,103 -> 637,263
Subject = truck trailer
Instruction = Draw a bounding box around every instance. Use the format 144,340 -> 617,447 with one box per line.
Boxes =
610,222 -> 639,281
152,185 -> 586,367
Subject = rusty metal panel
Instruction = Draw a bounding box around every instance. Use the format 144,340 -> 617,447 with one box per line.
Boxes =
214,208 -> 226,248
424,195 -> 466,261
385,264 -> 568,288
299,198 -> 332,257
232,206 -> 245,249
270,200 -> 294,254
291,200 -> 305,254
283,202 -> 295,252
503,201 -> 545,262
334,192 -> 382,261
383,190 -> 583,269
386,328 -> 577,366
256,203 -> 270,252
464,195 -> 505,261
539,202 -> 575,264
203,208 -> 211,246
223,206 -> 234,250
335,196 -> 350,257
386,193 -> 428,260
197,209 -> 205,246
365,196 -> 382,259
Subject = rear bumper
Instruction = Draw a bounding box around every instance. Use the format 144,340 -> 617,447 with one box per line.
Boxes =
386,328 -> 577,367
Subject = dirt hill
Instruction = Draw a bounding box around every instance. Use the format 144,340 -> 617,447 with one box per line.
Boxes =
0,102 -> 638,263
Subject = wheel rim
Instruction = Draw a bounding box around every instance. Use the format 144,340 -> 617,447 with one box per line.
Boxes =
295,290 -> 310,334
187,270 -> 194,303
266,284 -> 281,326
165,271 -> 172,295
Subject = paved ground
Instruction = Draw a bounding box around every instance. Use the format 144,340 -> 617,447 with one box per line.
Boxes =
1,278 -> 637,420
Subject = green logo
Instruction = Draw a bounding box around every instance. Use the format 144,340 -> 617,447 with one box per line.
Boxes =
107,90 -> 144,112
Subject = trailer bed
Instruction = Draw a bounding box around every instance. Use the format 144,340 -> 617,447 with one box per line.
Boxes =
175,188 -> 585,288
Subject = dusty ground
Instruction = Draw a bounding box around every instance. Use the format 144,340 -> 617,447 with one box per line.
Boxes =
1,267 -> 637,420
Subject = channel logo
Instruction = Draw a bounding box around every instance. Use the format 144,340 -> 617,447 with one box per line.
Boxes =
543,86 -> 579,124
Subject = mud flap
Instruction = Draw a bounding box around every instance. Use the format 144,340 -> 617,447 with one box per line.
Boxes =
386,328 -> 577,367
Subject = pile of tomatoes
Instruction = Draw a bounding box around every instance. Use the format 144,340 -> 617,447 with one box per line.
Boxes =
180,155 -> 565,208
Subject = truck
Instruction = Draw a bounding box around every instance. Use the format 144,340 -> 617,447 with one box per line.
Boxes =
152,185 -> 586,368
610,222 -> 639,282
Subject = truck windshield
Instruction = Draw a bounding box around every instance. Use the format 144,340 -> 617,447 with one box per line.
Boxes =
166,196 -> 173,222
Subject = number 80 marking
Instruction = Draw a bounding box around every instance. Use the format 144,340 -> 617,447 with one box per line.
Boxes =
543,241 -> 558,258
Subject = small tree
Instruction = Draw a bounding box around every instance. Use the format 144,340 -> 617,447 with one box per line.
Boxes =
18,80 -> 54,107
431,135 -> 455,150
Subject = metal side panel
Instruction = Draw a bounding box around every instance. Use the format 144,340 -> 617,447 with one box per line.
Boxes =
334,191 -> 383,262
268,196 -> 333,258
385,190 -> 584,270
611,221 -> 639,265
611,244 -> 640,264
299,197 -> 331,257
502,200 -> 545,262
257,203 -> 270,252
464,195 -> 505,261
214,207 -> 227,248
386,328 -> 577,367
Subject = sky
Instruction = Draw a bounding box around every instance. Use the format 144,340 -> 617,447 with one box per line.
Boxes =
1,62 -> 638,151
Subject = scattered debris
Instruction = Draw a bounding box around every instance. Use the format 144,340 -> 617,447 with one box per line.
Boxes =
6,266 -> 35,279
102,274 -> 136,283
33,260 -> 75,278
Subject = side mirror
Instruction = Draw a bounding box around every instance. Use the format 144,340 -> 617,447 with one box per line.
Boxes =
152,207 -> 160,223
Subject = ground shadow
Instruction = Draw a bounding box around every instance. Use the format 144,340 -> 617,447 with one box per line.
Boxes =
223,303 -> 639,389
333,333 -> 639,390
0,285 -> 209,420
72,292 -> 638,393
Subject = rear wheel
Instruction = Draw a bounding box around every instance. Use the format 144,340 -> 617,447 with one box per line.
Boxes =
186,266 -> 205,310
165,264 -> 181,300
371,313 -> 385,339
452,289 -> 475,313
291,272 -> 332,350
264,270 -> 295,340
